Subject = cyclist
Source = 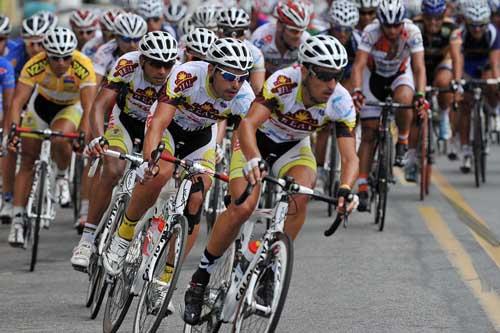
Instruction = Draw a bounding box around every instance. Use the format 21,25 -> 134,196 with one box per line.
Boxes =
82,9 -> 122,61
491,0 -> 500,30
0,13 -> 54,223
69,10 -> 100,51
183,35 -> 359,325
251,0 -> 312,77
70,31 -> 177,270
191,5 -> 220,32
93,13 -> 147,86
7,27 -> 96,246
355,0 -> 380,33
136,0 -> 176,37
180,27 -> 218,63
217,7 -> 266,94
455,3 -> 500,173
101,39 -> 254,293
163,0 -> 188,34
413,0 -> 463,147
351,0 -> 427,210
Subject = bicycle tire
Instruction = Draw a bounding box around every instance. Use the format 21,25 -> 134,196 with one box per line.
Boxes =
72,155 -> 84,232
133,214 -> 188,333
327,132 -> 338,217
375,134 -> 391,231
419,117 -> 428,201
206,163 -> 224,234
30,161 -> 47,272
473,104 -> 482,188
425,114 -> 434,195
103,228 -> 145,333
86,253 -> 99,307
480,106 -> 487,183
233,232 -> 293,333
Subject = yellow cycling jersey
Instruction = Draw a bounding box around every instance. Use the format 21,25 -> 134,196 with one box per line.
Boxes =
18,50 -> 96,105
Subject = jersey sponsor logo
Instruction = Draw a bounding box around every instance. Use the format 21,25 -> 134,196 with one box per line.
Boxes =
73,60 -> 90,80
0,67 -> 6,74
274,109 -> 322,132
113,59 -> 138,77
25,58 -> 48,77
174,71 -> 197,92
270,75 -> 297,95
132,87 -> 159,105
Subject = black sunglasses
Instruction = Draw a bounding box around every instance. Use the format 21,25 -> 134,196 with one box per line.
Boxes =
147,58 -> 176,69
383,22 -> 403,29
221,29 -> 246,38
49,55 -> 72,62
359,10 -> 376,16
309,66 -> 343,82
148,17 -> 162,22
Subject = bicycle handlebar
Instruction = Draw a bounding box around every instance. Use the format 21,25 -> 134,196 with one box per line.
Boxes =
10,123 -> 84,140
159,152 -> 229,183
364,100 -> 413,109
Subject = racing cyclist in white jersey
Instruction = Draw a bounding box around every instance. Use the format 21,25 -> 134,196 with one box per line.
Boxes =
351,0 -> 428,211
163,1 -> 188,34
217,7 -> 266,94
191,4 -> 220,32
69,10 -> 101,51
82,9 -> 123,61
355,0 -> 380,33
70,32 -> 178,271
93,13 -> 148,86
101,39 -> 255,287
179,28 -> 218,63
184,35 -> 360,325
251,0 -> 312,77
136,0 -> 177,37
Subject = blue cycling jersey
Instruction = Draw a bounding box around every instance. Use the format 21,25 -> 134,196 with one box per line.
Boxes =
0,56 -> 16,114
3,38 -> 28,79
462,23 -> 500,78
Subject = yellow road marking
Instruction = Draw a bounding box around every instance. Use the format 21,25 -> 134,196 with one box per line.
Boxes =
432,169 -> 500,268
419,206 -> 500,331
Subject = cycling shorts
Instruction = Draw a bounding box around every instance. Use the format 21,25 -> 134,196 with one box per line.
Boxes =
104,106 -> 145,154
229,130 -> 316,180
360,66 -> 415,120
21,91 -> 82,139
158,121 -> 216,172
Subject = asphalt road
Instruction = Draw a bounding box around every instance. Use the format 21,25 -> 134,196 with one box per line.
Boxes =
1,143 -> 500,333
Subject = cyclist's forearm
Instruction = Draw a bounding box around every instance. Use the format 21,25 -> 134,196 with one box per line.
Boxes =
216,119 -> 227,144
450,42 -> 463,81
489,50 -> 500,79
413,65 -> 427,94
2,88 -> 14,131
80,86 -> 97,136
238,119 -> 260,161
143,122 -> 164,161
337,136 -> 359,188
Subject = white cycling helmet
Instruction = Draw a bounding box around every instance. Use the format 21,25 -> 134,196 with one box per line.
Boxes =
299,35 -> 348,70
114,13 -> 148,38
22,14 -> 53,37
463,1 -> 491,23
43,27 -> 78,56
191,5 -> 220,30
377,0 -> 406,24
275,0 -> 311,29
489,0 -> 500,12
356,0 -> 381,8
329,0 -> 360,28
178,15 -> 195,37
36,11 -> 58,31
136,0 -> 164,19
0,15 -> 11,35
206,37 -> 253,71
185,28 -> 218,57
404,0 -> 422,18
69,9 -> 99,29
217,7 -> 251,29
100,9 -> 123,32
139,31 -> 178,62
164,2 -> 188,23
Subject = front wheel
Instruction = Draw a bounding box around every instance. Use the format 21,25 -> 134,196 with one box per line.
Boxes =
133,215 -> 188,333
29,161 -> 47,272
233,232 -> 293,333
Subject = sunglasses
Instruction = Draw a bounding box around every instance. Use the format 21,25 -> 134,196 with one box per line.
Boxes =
221,29 -> 246,38
383,22 -> 403,29
309,66 -> 343,82
216,67 -> 249,83
359,10 -> 376,16
0,36 -> 8,42
77,29 -> 96,35
467,22 -> 487,29
119,35 -> 142,43
26,40 -> 44,47
49,55 -> 72,62
423,13 -> 445,21
331,25 -> 353,33
147,58 -> 176,69
148,17 -> 162,22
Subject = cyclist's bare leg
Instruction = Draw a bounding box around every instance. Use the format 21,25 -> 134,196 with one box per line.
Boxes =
482,69 -> 498,110
459,95 -> 472,146
358,119 -> 378,177
2,150 -> 16,196
85,147 -> 127,227
393,85 -> 414,145
50,119 -> 76,171
13,137 -> 41,208
206,177 -> 261,256
184,174 -> 212,256
282,165 -> 315,240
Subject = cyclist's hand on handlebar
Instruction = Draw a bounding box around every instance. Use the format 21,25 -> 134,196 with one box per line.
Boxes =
351,89 -> 365,112
413,93 -> 429,119
243,157 -> 266,186
137,159 -> 160,183
7,134 -> 19,152
336,186 -> 359,214
87,136 -> 109,156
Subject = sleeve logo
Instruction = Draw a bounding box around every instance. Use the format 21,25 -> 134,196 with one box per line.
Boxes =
26,58 -> 49,77
174,71 -> 197,92
73,60 -> 90,80
270,75 -> 297,95
113,59 -> 138,77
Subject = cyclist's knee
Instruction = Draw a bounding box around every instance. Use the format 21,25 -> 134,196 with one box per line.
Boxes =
433,70 -> 452,88
393,85 -> 413,104
227,201 -> 255,226
102,161 -> 125,185
361,125 -> 377,143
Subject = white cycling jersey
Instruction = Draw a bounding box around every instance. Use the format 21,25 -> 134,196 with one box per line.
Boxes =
81,30 -> 104,61
103,51 -> 168,122
244,40 -> 265,73
358,19 -> 424,77
93,39 -> 121,77
155,61 -> 255,131
258,65 -> 357,143
251,22 -> 310,75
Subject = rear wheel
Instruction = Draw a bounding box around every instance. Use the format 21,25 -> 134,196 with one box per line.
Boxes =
375,134 -> 391,231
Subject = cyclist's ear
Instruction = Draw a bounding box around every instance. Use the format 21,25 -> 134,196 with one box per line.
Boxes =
138,54 -> 146,67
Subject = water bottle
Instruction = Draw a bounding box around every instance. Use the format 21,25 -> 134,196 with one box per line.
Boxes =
142,216 -> 166,258
235,239 -> 261,281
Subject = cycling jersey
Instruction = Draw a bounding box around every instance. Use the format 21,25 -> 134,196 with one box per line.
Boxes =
161,23 -> 177,39
0,57 -> 15,90
413,17 -> 461,77
461,23 -> 500,78
244,40 -> 265,73
251,22 -> 311,76
82,34 -> 105,61
18,50 -> 96,105
157,61 -> 255,131
93,39 -> 120,77
3,38 -> 28,78
258,65 -> 356,143
103,51 -> 167,122
322,30 -> 360,78
358,19 -> 424,77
